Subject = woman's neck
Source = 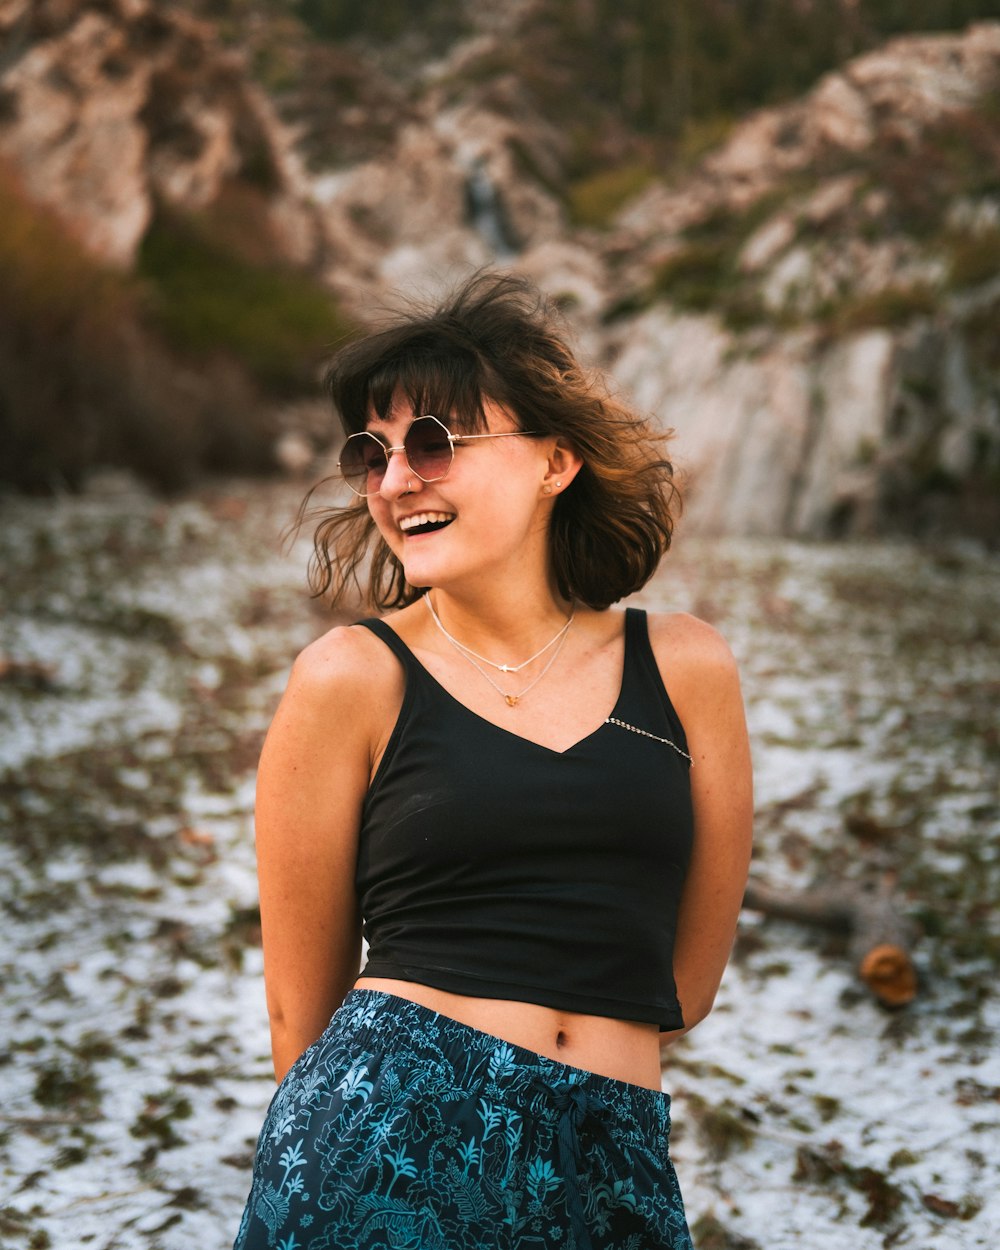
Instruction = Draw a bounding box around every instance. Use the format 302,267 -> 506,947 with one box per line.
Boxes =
423,581 -> 574,659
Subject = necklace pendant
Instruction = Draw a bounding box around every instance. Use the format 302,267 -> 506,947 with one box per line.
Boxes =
499,664 -> 512,673
504,694 -> 520,707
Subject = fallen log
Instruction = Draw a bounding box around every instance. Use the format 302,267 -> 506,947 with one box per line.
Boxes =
742,874 -> 918,1007
0,655 -> 58,691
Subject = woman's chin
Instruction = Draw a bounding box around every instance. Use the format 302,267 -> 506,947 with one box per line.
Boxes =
399,544 -> 461,589
399,556 -> 442,591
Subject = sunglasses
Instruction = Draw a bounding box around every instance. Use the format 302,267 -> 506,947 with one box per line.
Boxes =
338,414 -> 536,498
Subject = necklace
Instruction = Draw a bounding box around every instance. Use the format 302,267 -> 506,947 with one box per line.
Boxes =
424,594 -> 575,707
424,594 -> 574,673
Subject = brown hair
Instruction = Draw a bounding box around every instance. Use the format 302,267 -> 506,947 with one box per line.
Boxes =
304,271 -> 680,611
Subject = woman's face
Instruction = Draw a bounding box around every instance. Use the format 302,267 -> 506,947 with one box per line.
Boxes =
364,392 -> 555,595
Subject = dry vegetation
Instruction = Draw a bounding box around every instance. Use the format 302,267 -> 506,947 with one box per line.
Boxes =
0,160 -> 353,493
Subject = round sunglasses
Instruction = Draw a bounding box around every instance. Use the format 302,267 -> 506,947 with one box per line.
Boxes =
338,414 -> 537,497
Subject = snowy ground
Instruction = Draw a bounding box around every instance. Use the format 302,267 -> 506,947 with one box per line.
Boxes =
1,477 -> 998,1250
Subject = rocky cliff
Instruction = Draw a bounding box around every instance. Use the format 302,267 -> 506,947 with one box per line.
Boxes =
599,24 -> 1000,538
0,0 -> 320,268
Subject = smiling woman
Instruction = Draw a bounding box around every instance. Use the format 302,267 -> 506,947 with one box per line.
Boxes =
306,273 -> 681,612
232,271 -> 753,1250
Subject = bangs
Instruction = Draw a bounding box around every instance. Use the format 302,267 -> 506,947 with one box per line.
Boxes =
341,345 -> 496,436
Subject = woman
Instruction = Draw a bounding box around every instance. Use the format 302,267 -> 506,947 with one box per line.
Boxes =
234,272 -> 752,1250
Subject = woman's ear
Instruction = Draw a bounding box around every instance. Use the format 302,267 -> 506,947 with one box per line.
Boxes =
541,438 -> 583,497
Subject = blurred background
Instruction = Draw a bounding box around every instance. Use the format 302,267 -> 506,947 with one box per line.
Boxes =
1,2 -> 999,1248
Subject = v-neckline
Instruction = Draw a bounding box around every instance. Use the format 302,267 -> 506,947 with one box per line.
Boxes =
378,614 -> 630,758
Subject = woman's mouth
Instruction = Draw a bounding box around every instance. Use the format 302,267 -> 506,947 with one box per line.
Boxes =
399,511 -> 456,536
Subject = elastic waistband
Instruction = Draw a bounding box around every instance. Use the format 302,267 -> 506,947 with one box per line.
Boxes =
337,987 -> 671,1133
331,988 -> 676,1250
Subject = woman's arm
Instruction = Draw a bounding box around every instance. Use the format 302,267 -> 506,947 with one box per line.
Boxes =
648,612 -> 754,1042
254,625 -> 394,1082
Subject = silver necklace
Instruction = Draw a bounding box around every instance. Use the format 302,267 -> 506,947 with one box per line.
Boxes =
424,594 -> 574,673
425,595 -> 574,707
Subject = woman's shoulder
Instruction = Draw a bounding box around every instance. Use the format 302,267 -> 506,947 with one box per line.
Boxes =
644,609 -> 736,660
642,610 -> 742,695
286,618 -> 404,710
642,611 -> 748,763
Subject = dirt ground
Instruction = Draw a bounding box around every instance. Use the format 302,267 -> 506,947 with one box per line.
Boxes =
2,476 -> 998,1249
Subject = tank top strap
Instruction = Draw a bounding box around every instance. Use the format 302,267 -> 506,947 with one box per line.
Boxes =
620,607 -> 661,701
617,607 -> 691,760
356,617 -> 424,677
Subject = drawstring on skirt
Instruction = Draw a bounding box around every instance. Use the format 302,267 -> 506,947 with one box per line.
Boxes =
541,1077 -> 630,1250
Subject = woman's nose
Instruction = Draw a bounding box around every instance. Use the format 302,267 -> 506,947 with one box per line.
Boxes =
378,446 -> 419,498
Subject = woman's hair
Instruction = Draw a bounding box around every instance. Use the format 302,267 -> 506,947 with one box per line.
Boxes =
304,270 -> 680,611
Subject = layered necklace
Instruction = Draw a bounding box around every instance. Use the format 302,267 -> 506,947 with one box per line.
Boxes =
424,594 -> 574,707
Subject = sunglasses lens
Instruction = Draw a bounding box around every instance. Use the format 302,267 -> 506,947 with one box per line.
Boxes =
339,418 -> 455,494
404,418 -> 453,481
340,433 -> 387,494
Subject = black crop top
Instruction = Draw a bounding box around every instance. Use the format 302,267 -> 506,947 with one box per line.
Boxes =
354,607 -> 694,1030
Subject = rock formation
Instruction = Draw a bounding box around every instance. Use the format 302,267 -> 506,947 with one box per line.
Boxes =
600,24 -> 1000,538
0,0 -> 320,268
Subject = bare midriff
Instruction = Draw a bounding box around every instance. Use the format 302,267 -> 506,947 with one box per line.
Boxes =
354,976 -> 664,1092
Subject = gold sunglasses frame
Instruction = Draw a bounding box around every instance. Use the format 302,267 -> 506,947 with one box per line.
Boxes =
337,414 -> 537,498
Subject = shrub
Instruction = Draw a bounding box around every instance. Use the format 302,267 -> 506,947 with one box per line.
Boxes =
830,284 -> 938,333
673,113 -> 736,171
650,240 -> 730,311
567,163 -> 656,229
138,204 -> 355,393
646,219 -> 773,330
869,99 -> 1000,239
963,295 -> 1000,372
0,160 -> 139,488
948,227 -> 1000,289
0,159 -> 347,491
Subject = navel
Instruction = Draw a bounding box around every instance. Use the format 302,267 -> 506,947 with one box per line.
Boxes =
555,1029 -> 569,1050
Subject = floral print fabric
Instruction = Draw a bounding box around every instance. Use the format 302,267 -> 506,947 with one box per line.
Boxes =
233,989 -> 693,1250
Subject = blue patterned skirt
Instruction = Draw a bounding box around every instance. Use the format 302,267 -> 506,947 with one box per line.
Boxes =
233,989 -> 692,1250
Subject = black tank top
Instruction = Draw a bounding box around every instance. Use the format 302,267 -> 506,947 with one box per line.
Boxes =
355,607 -> 693,1030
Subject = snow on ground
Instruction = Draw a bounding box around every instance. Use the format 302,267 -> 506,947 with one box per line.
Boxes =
1,479 -> 998,1249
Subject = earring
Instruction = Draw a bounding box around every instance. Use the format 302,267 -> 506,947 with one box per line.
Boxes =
555,481 -> 562,488
542,484 -> 553,495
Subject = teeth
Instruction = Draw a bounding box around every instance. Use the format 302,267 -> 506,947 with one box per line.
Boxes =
399,512 -> 455,532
